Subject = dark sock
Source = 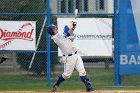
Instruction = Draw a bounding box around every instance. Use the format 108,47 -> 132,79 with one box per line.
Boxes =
80,75 -> 92,87
80,76 -> 89,85
80,75 -> 93,91
54,75 -> 65,87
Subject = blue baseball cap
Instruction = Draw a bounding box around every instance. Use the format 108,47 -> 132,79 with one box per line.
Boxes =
47,24 -> 57,35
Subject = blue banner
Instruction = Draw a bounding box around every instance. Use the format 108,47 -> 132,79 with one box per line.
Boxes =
119,0 -> 140,75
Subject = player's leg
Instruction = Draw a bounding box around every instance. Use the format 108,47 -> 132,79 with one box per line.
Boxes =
75,54 -> 94,92
80,75 -> 94,92
51,75 -> 65,92
51,56 -> 76,92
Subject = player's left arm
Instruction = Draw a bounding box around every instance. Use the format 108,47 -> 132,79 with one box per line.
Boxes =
63,21 -> 77,37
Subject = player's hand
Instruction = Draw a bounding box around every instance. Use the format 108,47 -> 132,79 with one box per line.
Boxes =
66,21 -> 77,30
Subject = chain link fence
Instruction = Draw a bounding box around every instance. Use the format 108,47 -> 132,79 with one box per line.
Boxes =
0,0 -> 48,90
50,0 -> 114,89
0,0 -> 114,89
1,0 -> 139,91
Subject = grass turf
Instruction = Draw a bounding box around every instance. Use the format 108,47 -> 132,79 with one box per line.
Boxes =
0,69 -> 140,91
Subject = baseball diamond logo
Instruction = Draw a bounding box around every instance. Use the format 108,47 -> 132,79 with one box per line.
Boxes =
0,22 -> 34,49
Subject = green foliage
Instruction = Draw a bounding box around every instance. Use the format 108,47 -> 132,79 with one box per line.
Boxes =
0,0 -> 47,75
0,0 -> 59,75
0,0 -> 45,13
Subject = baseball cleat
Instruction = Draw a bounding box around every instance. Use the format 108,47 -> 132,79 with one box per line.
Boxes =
51,85 -> 58,92
86,85 -> 94,92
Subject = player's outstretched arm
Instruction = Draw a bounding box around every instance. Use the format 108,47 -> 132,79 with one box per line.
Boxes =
63,21 -> 77,37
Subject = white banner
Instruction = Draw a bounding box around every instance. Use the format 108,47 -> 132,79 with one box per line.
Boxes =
0,21 -> 36,50
57,18 -> 112,56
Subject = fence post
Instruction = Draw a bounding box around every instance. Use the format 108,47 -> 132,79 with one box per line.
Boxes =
46,0 -> 51,86
114,0 -> 121,86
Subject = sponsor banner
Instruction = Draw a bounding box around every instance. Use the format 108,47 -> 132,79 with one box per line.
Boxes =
119,0 -> 140,75
0,21 -> 36,50
57,18 -> 112,56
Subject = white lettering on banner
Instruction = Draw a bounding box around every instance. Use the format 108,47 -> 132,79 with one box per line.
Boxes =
120,55 -> 140,65
120,55 -> 128,64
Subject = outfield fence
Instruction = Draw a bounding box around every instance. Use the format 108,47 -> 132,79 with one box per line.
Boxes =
0,0 -> 140,90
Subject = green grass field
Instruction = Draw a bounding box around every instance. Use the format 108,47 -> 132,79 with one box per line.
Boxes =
0,68 -> 140,91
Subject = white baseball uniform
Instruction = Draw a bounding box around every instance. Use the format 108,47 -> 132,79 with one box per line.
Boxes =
52,31 -> 86,79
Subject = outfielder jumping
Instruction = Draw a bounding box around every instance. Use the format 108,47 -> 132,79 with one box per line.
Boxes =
47,21 -> 94,92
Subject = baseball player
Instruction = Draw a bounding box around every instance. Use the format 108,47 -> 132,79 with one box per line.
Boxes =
47,21 -> 93,92
0,55 -> 8,64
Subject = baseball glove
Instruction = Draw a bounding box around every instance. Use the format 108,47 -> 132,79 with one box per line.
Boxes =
0,55 -> 8,64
